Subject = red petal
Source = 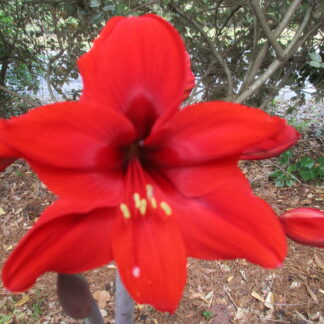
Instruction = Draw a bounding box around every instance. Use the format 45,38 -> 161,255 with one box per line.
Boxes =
145,101 -> 287,166
29,163 -> 124,203
78,14 -> 187,137
279,208 -> 324,247
0,102 -> 134,201
240,122 -> 300,160
1,102 -> 134,169
157,156 -> 239,197
168,169 -> 287,268
112,216 -> 186,312
2,200 -> 116,292
183,51 -> 195,101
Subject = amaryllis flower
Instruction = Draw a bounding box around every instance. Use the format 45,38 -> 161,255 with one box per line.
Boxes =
279,208 -> 324,247
0,15 -> 300,312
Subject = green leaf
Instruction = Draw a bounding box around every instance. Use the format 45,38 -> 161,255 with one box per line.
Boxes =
270,170 -> 282,178
90,0 -> 101,8
299,169 -> 316,181
115,4 -> 127,15
314,165 -> 324,177
0,314 -> 13,324
287,163 -> 297,173
279,150 -> 292,165
309,52 -> 322,63
91,11 -> 105,25
285,178 -> 295,187
309,61 -> 321,68
103,4 -> 115,11
275,178 -> 285,187
298,156 -> 314,169
317,157 -> 324,165
202,311 -> 214,319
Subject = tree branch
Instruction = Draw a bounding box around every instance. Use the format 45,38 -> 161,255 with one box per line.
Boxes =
46,50 -> 64,103
217,5 -> 241,36
240,0 -> 302,92
284,7 -> 312,56
235,2 -> 313,103
0,84 -> 38,107
169,2 -> 234,100
274,0 -> 302,36
259,61 -> 296,110
250,0 -> 285,60
187,61 -> 215,103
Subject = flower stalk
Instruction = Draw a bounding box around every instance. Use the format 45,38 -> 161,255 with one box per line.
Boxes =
84,299 -> 105,324
115,270 -> 134,324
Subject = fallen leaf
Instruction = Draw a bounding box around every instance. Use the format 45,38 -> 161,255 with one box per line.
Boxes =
14,294 -> 30,306
314,254 -> 324,271
0,207 -> 6,215
251,291 -> 264,302
14,208 -> 23,214
305,285 -> 318,303
5,245 -> 13,252
93,290 -> 110,308
99,309 -> 108,318
189,292 -> 204,299
227,276 -> 234,282
239,270 -> 247,281
107,264 -> 117,269
264,292 -> 274,310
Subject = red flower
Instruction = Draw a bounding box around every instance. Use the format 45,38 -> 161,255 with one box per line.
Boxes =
279,208 -> 324,247
0,15 -> 300,312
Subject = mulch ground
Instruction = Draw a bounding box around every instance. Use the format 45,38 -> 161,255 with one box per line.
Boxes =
0,135 -> 323,324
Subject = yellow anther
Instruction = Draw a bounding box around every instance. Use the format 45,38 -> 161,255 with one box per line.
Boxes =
150,197 -> 157,209
133,193 -> 141,208
160,201 -> 172,216
139,199 -> 147,215
120,203 -> 131,219
146,184 -> 154,198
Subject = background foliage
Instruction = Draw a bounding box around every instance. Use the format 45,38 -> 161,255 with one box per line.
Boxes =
0,0 -> 323,117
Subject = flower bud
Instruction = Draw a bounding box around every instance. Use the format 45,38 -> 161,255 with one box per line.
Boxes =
279,208 -> 324,247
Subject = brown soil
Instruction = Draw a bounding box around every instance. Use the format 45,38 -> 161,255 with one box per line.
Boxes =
0,137 -> 323,324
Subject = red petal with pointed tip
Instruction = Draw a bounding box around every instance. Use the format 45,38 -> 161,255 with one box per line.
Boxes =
79,14 -> 187,137
240,122 -> 300,160
279,208 -> 324,247
112,216 -> 186,313
1,102 -> 134,169
146,101 -> 287,166
2,200 -> 116,292
0,102 -> 134,202
162,168 -> 286,268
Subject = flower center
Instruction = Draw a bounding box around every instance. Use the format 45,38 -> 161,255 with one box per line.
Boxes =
119,160 -> 172,221
123,140 -> 145,171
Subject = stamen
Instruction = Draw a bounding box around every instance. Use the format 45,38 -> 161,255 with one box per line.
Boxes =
146,184 -> 154,198
160,201 -> 172,216
120,203 -> 131,219
133,193 -> 141,208
139,199 -> 147,215
150,197 -> 157,209
132,266 -> 140,278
